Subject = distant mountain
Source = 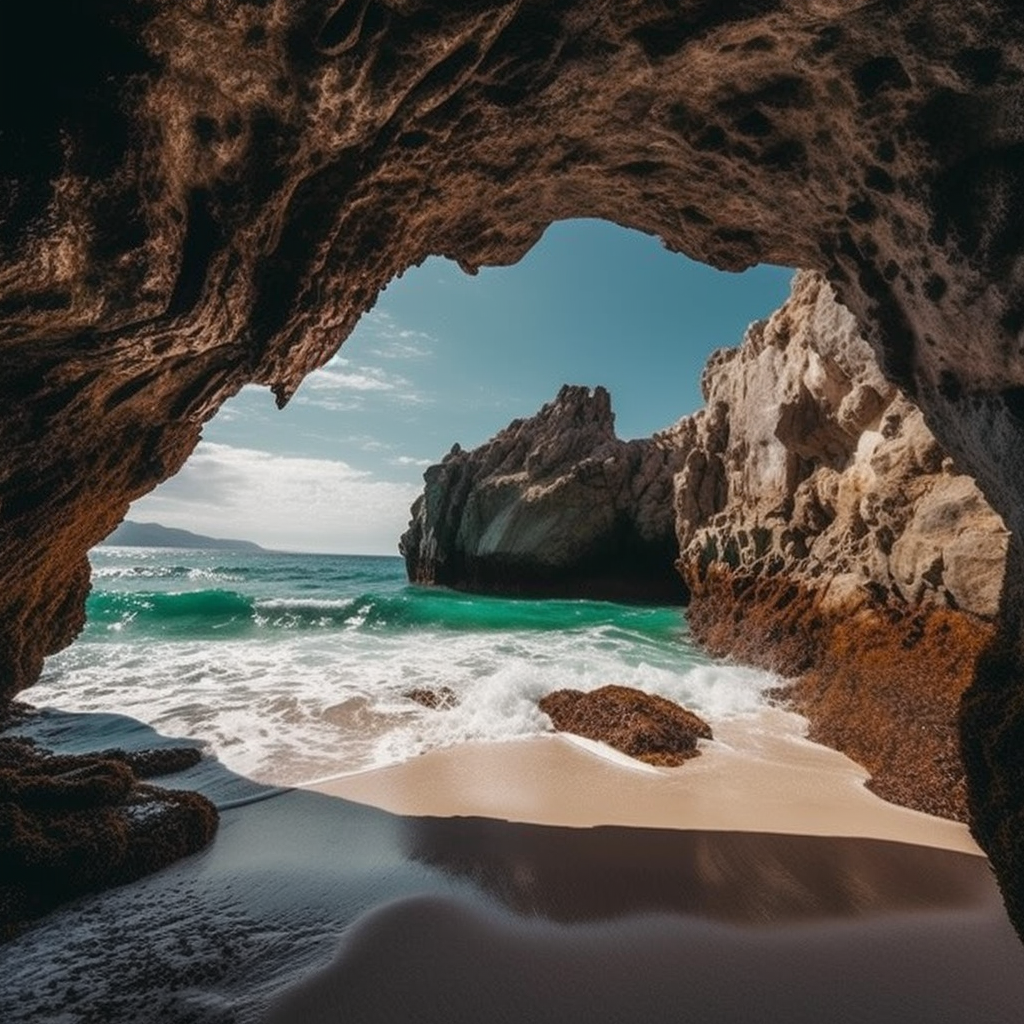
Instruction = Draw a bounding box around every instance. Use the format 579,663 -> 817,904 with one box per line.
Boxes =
101,520 -> 265,552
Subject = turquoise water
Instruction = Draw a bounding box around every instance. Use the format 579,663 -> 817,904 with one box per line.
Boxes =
37,547 -> 776,785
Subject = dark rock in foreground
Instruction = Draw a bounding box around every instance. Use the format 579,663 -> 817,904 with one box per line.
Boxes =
400,385 -> 689,604
0,738 -> 218,941
539,684 -> 712,767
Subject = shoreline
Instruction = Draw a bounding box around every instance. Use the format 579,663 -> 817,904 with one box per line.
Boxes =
307,708 -> 981,854
4,708 -> 1022,1022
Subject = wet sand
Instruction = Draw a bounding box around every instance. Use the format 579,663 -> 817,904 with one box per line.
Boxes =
4,712 -> 1024,1023
266,888 -> 1024,1024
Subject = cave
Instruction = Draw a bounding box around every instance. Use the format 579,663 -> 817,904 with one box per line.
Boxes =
4,0 -> 1024,937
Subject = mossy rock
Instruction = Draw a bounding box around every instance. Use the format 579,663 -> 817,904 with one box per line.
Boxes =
0,739 -> 218,941
539,684 -> 713,766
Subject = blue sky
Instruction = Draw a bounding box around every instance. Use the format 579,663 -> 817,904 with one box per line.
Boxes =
131,219 -> 793,553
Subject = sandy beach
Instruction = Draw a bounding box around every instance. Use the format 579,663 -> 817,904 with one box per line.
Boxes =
4,706 -> 1024,1023
310,708 -> 980,851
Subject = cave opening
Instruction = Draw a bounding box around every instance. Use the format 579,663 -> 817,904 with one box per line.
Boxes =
5,0 -> 1024,979
29,218 -> 799,798
32,212 -> 996,836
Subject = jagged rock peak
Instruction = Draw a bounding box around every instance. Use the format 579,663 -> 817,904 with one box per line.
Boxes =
400,384 -> 689,603
533,384 -> 614,429
440,384 -> 618,476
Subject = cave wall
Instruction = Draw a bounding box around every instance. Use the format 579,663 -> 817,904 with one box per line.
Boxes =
4,0 -> 1024,932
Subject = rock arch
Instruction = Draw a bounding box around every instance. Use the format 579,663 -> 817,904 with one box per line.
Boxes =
4,0 -> 1024,932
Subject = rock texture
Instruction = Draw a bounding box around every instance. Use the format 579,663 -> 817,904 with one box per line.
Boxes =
400,385 -> 689,602
539,685 -> 713,767
4,0 -> 1024,936
0,738 -> 218,939
676,271 -> 1007,820
403,686 -> 459,711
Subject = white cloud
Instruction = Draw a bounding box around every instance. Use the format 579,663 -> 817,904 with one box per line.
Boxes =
296,355 -> 430,409
358,310 -> 435,359
293,394 -> 366,413
308,364 -> 400,392
334,435 -> 395,453
294,431 -> 395,453
371,338 -> 432,360
129,442 -> 420,555
390,455 -> 434,468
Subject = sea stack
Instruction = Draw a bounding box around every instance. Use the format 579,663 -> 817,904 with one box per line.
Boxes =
400,385 -> 690,603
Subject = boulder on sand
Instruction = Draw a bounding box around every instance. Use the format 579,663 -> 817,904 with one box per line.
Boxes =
539,684 -> 712,767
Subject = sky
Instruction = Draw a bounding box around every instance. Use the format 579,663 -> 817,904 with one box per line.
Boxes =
130,219 -> 794,554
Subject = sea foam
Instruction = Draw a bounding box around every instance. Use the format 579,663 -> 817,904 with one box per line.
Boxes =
37,549 -> 781,786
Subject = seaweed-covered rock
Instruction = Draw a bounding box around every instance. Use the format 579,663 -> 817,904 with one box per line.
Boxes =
539,685 -> 712,767
674,272 -> 1007,821
0,739 -> 218,940
404,686 -> 459,711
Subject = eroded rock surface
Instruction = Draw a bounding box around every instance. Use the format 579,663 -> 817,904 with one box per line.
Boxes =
400,385 -> 689,602
677,271 -> 1008,624
675,271 -> 1007,820
0,738 -> 218,939
539,684 -> 713,767
4,0 -> 1024,936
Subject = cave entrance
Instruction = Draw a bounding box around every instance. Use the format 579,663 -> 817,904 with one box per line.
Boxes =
3,0 -> 1024,962
35,217 -> 795,790
73,217 -> 997,835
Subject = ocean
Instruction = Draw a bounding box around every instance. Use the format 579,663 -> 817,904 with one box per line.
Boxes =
34,547 -> 778,786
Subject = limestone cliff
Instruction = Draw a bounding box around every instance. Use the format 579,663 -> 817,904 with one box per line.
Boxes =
675,271 -> 1008,819
5,0 -> 1024,937
401,385 -> 688,603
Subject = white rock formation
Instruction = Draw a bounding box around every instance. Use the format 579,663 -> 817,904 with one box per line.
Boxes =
675,271 -> 1008,622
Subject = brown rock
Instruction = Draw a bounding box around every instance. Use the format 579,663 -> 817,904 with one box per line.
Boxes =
788,604 -> 993,821
676,271 -> 1008,627
688,564 -> 995,822
401,385 -> 689,602
404,686 -> 459,711
539,684 -> 712,767
0,738 -> 218,940
675,274 -> 1007,823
